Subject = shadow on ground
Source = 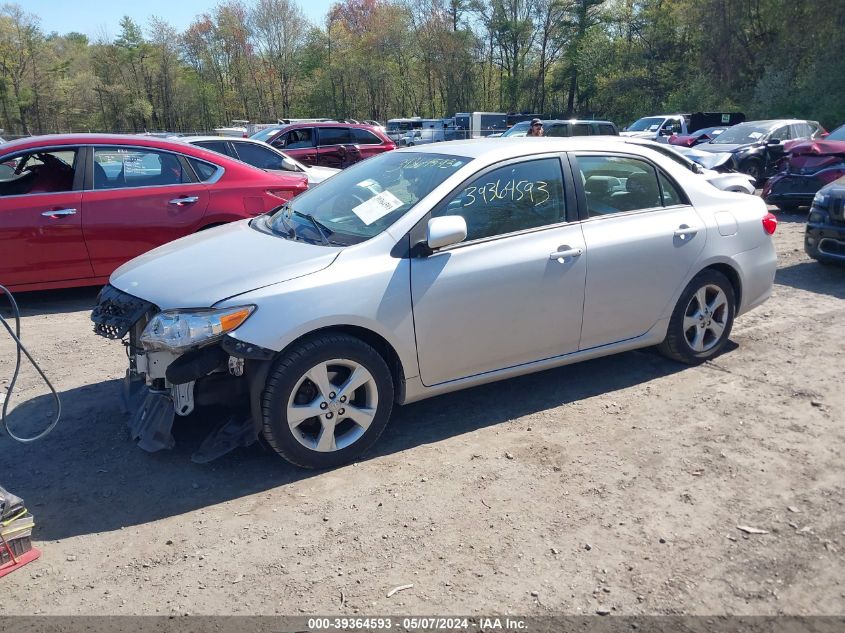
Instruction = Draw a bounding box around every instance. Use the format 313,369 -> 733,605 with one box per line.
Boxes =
775,260 -> 845,299
0,346 -> 690,541
1,286 -> 101,318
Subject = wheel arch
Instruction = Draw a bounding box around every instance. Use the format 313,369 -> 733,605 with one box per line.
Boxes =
699,262 -> 742,311
276,324 -> 407,404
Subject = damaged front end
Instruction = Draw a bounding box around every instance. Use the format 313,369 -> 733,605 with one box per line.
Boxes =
91,285 -> 274,462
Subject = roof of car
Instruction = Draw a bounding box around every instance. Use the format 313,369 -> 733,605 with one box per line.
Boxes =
398,137 -> 669,161
0,133 -> 235,154
181,135 -> 264,144
734,119 -> 811,127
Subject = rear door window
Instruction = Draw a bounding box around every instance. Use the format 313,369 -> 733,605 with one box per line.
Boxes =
576,155 -> 663,216
571,124 -> 591,136
318,127 -> 353,146
597,124 -> 616,135
93,147 -> 192,189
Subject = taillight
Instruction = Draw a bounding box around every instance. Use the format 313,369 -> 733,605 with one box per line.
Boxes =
762,213 -> 777,235
266,189 -> 290,200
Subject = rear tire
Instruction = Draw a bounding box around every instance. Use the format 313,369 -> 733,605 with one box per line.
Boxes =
261,333 -> 394,469
658,270 -> 736,365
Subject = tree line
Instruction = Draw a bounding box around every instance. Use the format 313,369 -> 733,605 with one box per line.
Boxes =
0,0 -> 842,136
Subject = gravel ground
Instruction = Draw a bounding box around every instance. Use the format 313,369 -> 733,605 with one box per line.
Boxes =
0,210 -> 843,616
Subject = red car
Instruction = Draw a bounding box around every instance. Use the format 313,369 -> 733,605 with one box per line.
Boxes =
0,134 -> 308,292
251,122 -> 395,168
763,124 -> 845,211
668,126 -> 728,147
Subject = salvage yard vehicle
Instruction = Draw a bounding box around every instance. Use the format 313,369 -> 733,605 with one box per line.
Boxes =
91,138 -> 778,469
180,136 -> 340,184
0,134 -> 308,293
763,124 -> 845,212
621,112 -> 745,142
668,126 -> 728,147
611,138 -> 757,194
697,119 -> 826,185
805,176 -> 845,264
251,122 -> 395,169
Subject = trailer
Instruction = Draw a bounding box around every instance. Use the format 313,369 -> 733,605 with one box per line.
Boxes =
454,112 -> 509,140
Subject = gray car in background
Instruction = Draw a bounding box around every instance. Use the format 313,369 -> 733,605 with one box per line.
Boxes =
92,138 -> 778,469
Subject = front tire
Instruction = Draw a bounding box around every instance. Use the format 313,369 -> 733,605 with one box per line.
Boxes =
658,270 -> 736,364
739,159 -> 762,186
261,333 -> 394,469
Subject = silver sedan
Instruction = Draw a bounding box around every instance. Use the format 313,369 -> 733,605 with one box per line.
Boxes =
93,138 -> 778,468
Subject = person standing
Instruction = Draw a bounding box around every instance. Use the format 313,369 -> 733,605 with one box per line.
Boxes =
527,118 -> 544,137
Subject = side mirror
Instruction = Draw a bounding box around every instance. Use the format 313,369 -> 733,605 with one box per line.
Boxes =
281,157 -> 300,171
426,216 -> 467,250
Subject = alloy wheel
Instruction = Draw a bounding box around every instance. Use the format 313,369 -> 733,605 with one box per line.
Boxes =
682,284 -> 729,353
286,359 -> 379,452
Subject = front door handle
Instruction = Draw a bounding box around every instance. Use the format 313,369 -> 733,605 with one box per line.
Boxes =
169,196 -> 200,206
41,208 -> 77,218
674,224 -> 699,239
549,248 -> 583,261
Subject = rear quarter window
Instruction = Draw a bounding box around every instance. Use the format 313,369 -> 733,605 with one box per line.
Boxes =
189,158 -> 219,182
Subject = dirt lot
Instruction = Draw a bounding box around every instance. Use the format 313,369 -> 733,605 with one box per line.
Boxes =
1,211 -> 843,617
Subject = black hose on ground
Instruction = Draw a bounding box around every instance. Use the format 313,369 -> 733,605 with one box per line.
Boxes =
0,284 -> 61,443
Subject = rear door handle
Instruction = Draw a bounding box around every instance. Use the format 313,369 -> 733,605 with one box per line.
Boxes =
674,225 -> 699,239
549,248 -> 583,261
169,196 -> 200,206
41,208 -> 77,217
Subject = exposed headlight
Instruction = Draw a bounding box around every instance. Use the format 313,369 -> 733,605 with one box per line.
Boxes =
812,191 -> 831,210
140,305 -> 255,352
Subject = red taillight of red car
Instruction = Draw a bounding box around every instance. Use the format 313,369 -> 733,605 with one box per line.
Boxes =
762,213 -> 778,235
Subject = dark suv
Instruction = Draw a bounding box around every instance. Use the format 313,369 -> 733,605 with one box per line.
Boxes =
251,122 -> 395,169
805,176 -> 845,264
501,119 -> 618,137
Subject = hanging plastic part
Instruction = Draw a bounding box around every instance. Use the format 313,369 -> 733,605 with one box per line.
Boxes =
0,284 -> 61,443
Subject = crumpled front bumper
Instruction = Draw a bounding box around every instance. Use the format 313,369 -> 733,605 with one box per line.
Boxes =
91,285 -> 268,461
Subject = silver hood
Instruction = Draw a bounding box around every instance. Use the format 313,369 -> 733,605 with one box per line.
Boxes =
109,219 -> 341,309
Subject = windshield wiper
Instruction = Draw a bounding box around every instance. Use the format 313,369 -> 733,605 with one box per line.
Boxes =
292,210 -> 332,246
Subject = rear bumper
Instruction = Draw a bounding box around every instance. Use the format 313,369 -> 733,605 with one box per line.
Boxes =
734,243 -> 777,315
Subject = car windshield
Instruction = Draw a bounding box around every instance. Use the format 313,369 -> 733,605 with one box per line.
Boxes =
626,117 -> 665,132
263,152 -> 472,245
502,121 -> 531,137
827,125 -> 845,141
251,126 -> 285,142
710,124 -> 771,144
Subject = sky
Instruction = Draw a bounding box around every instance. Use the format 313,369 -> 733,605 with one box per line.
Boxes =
24,0 -> 338,39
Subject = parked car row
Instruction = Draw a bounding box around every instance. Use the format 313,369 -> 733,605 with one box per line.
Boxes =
0,134 -> 308,292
